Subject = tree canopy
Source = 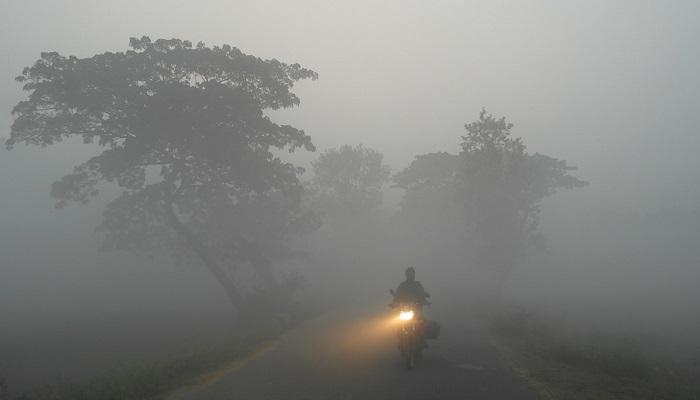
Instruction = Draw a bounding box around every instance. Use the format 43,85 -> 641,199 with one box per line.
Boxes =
458,109 -> 587,276
309,144 -> 391,221
393,152 -> 461,215
395,109 -> 587,281
8,37 -> 319,314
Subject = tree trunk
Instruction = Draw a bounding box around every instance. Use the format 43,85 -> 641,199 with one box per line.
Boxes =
164,203 -> 243,318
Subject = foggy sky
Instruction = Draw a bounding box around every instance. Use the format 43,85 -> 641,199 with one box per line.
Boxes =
1,0 -> 699,310
2,1 -> 699,312
2,0 -> 699,215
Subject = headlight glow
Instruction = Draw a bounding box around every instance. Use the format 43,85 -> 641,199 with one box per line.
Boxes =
399,310 -> 414,321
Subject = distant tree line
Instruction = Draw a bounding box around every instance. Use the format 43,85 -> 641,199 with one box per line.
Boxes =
8,37 -> 586,318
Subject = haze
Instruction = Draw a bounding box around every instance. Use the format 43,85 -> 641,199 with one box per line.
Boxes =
1,1 -> 699,399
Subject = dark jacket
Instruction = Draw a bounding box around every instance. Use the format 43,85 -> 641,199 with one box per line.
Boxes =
393,279 -> 429,306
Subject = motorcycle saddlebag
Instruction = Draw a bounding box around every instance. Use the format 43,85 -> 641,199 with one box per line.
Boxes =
424,320 -> 441,339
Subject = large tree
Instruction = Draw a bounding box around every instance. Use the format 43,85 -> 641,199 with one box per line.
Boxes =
458,109 -> 587,280
7,37 -> 318,316
395,110 -> 587,283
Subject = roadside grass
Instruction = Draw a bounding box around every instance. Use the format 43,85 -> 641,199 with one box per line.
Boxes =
9,303 -> 322,400
487,307 -> 700,400
12,326 -> 281,400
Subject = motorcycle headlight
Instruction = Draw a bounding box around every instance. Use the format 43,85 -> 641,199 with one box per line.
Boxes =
399,310 -> 414,321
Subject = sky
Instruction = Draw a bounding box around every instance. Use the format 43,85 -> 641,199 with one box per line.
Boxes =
1,0 -> 699,215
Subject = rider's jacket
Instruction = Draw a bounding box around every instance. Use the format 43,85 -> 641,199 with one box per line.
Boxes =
393,279 -> 429,307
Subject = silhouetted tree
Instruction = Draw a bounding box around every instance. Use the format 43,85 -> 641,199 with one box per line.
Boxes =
393,152 -> 462,222
394,110 -> 586,284
7,37 -> 318,316
457,109 -> 587,281
392,152 -> 470,272
309,144 -> 391,222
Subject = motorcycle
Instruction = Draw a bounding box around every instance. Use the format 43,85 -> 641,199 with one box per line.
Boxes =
390,290 -> 428,370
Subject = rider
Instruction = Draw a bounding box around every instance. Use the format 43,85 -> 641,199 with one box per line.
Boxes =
391,267 -> 430,317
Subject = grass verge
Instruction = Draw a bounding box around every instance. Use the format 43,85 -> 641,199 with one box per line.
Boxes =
10,311 -> 316,400
488,308 -> 700,400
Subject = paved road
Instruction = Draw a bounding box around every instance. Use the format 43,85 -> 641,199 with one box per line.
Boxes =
172,298 -> 539,400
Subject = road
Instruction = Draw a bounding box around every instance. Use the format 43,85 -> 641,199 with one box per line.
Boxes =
171,297 -> 539,400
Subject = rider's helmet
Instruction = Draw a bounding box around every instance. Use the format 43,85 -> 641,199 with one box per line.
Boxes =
405,266 -> 416,281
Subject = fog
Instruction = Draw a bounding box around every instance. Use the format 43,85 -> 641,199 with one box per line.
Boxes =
1,1 -> 699,398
